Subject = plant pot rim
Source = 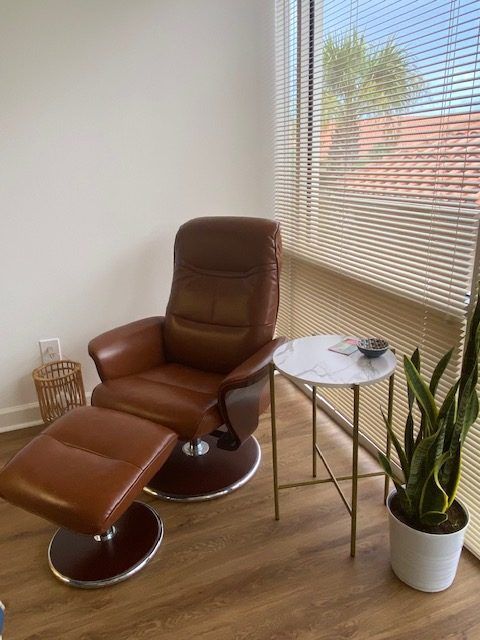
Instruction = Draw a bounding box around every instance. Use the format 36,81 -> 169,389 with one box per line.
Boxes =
386,488 -> 470,537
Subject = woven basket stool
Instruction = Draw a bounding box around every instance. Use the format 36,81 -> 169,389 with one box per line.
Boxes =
0,407 -> 177,588
32,360 -> 86,424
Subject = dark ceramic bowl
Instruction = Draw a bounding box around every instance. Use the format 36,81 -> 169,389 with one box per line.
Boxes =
357,338 -> 389,358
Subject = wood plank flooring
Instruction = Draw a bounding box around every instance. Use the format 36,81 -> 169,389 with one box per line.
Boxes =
0,377 -> 479,640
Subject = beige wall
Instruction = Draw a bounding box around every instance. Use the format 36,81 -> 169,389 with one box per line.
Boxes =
0,0 -> 274,429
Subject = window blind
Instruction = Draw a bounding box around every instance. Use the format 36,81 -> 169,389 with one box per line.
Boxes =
275,0 -> 480,556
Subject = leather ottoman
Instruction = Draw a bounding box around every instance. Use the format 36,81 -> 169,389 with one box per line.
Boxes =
0,406 -> 177,588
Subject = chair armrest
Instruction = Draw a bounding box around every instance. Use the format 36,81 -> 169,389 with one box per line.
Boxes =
218,337 -> 286,448
88,317 -> 166,381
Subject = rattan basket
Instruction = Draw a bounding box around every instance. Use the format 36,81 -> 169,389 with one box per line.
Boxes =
32,360 -> 86,424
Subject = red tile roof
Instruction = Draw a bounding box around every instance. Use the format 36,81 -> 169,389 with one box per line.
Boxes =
320,113 -> 480,206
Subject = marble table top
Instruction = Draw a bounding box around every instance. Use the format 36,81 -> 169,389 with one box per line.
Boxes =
273,335 -> 397,388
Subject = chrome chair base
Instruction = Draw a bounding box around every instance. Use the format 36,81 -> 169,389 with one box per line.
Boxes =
144,435 -> 262,502
182,439 -> 210,457
48,502 -> 163,588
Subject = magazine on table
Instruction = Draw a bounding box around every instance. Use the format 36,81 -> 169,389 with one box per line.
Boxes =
328,337 -> 358,356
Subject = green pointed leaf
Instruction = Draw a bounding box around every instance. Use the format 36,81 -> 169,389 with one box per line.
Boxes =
441,452 -> 462,508
438,380 -> 459,453
409,349 -> 428,443
404,413 -> 415,464
419,449 -> 449,519
462,390 -> 479,445
408,348 -> 421,409
420,475 -> 448,518
418,410 -> 428,441
378,453 -> 413,518
438,379 -> 459,422
443,401 -> 457,454
431,420 -> 446,462
406,433 -> 437,509
378,451 -> 394,477
378,452 -> 402,491
414,420 -> 424,449
451,364 -> 480,456
429,348 -> 453,397
404,356 -> 438,436
411,347 -> 421,371
381,408 -> 409,478
396,485 -> 413,518
460,287 -> 480,397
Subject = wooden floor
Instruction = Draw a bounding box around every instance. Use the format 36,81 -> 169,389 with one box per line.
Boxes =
1,377 -> 479,640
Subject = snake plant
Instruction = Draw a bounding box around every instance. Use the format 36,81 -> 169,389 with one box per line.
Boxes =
379,289 -> 480,528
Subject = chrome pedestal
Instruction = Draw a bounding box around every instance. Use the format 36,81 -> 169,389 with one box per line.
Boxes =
48,502 -> 163,588
144,435 -> 262,502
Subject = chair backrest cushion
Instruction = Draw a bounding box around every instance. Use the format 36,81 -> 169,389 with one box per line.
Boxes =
164,217 -> 282,374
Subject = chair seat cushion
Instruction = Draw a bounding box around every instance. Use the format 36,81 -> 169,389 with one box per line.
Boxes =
91,363 -> 224,440
0,407 -> 177,534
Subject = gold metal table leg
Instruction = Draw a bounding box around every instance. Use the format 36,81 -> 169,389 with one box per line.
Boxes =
312,385 -> 317,478
271,362 -> 395,556
270,362 -> 280,521
351,384 -> 360,558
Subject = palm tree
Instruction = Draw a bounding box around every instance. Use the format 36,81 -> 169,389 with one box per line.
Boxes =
321,30 -> 423,168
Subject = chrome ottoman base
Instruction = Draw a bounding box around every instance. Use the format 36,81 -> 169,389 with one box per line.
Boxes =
48,502 -> 163,588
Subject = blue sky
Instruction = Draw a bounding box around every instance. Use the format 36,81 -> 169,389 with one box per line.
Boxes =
322,0 -> 480,114
288,0 -> 480,116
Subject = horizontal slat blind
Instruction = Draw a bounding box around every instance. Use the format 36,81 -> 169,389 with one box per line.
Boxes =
279,254 -> 465,463
275,0 -> 480,556
276,0 -> 480,317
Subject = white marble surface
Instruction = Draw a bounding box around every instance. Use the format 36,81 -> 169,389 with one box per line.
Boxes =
273,335 -> 396,388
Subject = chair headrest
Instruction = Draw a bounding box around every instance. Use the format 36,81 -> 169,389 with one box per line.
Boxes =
174,217 -> 281,272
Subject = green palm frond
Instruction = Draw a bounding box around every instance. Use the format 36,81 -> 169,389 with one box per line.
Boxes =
321,29 -> 423,167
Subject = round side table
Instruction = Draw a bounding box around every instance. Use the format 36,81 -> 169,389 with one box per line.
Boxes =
269,334 -> 397,557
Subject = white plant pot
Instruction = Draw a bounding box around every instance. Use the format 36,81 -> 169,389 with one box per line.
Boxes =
386,489 -> 469,592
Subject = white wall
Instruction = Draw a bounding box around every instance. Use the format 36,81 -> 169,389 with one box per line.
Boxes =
0,0 -> 274,429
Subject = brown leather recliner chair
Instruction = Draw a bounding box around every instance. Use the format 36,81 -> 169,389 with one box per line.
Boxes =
88,216 -> 284,501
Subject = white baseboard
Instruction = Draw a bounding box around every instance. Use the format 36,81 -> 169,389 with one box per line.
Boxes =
0,393 -> 92,434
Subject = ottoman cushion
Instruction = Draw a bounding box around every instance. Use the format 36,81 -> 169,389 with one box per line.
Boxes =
0,407 -> 177,535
